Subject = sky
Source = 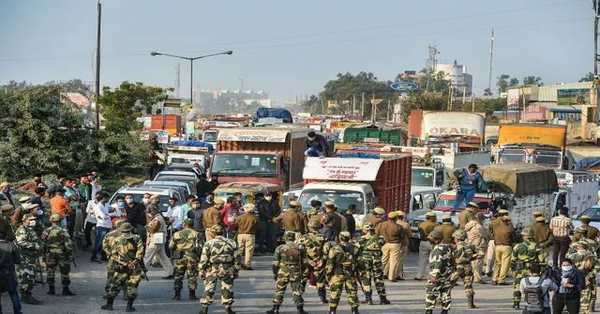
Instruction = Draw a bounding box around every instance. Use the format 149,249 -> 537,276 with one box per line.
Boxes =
0,0 -> 592,102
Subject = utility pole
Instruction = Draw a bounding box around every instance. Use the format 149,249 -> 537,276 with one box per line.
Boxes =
426,45 -> 439,91
94,0 -> 102,130
488,28 -> 495,95
595,0 -> 599,76
175,63 -> 181,98
361,92 -> 365,120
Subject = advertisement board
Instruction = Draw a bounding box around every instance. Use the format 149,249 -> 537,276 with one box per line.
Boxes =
557,88 -> 590,106
303,157 -> 383,181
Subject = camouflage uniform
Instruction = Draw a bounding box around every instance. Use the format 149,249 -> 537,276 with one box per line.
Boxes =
102,222 -> 144,312
267,231 -> 309,314
102,220 -> 125,297
41,214 -> 74,295
297,219 -> 328,303
357,224 -> 389,305
425,230 -> 454,313
450,230 -> 477,308
325,231 -> 359,314
511,229 -> 539,309
169,222 -> 201,299
568,231 -> 599,314
14,215 -> 43,301
199,225 -> 240,314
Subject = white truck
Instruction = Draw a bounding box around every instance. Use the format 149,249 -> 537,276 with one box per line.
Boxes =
555,170 -> 600,216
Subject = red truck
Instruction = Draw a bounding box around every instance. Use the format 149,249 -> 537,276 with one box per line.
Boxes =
209,127 -> 309,191
299,151 -> 412,226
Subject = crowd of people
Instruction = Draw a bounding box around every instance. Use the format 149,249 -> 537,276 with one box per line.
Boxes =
0,171 -> 599,314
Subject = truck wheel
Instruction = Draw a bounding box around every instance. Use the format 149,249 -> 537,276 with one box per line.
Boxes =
409,238 -> 419,253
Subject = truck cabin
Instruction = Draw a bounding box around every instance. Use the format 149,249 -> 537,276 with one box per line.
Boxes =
213,182 -> 282,207
210,151 -> 284,182
411,166 -> 444,188
298,183 -> 376,217
497,144 -> 563,169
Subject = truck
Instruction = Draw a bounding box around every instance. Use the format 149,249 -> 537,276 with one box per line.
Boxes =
407,110 -> 486,150
565,145 -> 600,173
494,124 -> 567,169
166,140 -> 214,171
555,170 -> 600,216
340,124 -> 406,146
253,107 -> 293,124
298,151 -> 412,227
149,114 -> 182,136
209,127 -> 309,190
480,163 -> 560,230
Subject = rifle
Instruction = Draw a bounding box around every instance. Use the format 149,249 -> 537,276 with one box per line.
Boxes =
138,260 -> 149,281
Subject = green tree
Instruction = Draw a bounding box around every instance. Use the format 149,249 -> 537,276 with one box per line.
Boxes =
497,74 -> 510,94
302,95 -> 321,113
523,76 -> 543,86
99,81 -> 169,133
509,78 -> 519,87
579,72 -> 596,82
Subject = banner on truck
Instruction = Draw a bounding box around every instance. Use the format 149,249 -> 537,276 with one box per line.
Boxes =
218,128 -> 288,143
303,157 -> 383,181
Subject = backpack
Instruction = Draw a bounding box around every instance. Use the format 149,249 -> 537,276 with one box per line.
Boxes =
523,277 -> 545,313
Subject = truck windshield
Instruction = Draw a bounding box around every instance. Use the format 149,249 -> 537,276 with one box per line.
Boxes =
533,151 -> 561,168
299,189 -> 364,213
212,153 -> 277,177
412,168 -> 435,187
203,131 -> 218,142
499,149 -> 525,163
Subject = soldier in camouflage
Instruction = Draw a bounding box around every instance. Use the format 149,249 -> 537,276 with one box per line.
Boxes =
101,222 -> 144,312
0,204 -> 15,241
102,218 -> 127,298
14,214 -> 43,305
297,218 -> 328,304
198,224 -> 240,314
266,231 -> 309,314
357,223 -> 390,305
325,231 -> 360,314
169,218 -> 201,301
41,213 -> 76,296
510,227 -> 539,310
567,228 -> 598,314
450,229 -> 477,308
425,229 -> 454,314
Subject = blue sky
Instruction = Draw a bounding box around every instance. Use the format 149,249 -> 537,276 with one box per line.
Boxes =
0,0 -> 591,102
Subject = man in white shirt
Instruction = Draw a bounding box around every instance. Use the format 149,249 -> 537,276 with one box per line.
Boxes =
165,197 -> 183,231
519,263 -> 558,314
84,192 -> 101,249
91,193 -> 118,263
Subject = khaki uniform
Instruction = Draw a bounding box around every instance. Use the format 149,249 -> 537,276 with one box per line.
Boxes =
236,213 -> 258,267
202,206 -> 221,241
464,220 -> 487,282
531,221 -> 553,265
364,214 -> 383,228
491,221 -> 513,284
435,222 -> 456,245
376,220 -> 403,281
416,220 -> 437,279
396,219 -> 411,279
458,209 -> 475,230
274,209 -> 304,233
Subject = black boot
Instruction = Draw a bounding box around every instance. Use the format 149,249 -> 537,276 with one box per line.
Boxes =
363,292 -> 373,305
513,301 -> 520,310
379,295 -> 391,305
198,305 -> 208,314
173,288 -> 181,300
351,306 -> 359,314
125,298 -> 136,312
225,306 -> 235,314
189,289 -> 198,300
425,310 -> 433,314
468,295 -> 477,308
318,288 -> 328,304
101,297 -> 114,311
296,305 -> 308,314
266,304 -> 280,314
22,291 -> 42,305
328,306 -> 337,314
62,286 -> 76,296
47,285 -> 56,295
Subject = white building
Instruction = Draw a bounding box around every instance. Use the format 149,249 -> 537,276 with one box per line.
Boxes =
436,60 -> 473,96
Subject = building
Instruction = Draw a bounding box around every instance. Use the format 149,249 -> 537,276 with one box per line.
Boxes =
436,60 -> 473,96
198,89 -> 271,114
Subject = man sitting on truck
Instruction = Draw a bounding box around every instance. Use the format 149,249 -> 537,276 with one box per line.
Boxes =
453,164 -> 484,211
305,131 -> 329,157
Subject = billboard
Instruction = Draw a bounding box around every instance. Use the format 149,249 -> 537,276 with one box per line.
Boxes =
557,88 -> 590,106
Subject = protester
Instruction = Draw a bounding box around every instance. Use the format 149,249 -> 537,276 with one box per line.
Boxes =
305,131 -> 330,157
50,189 -> 71,229
91,192 -> 116,263
452,164 -> 484,211
550,207 -> 574,268
64,178 -> 81,237
166,196 -> 183,231
123,194 -> 147,242
221,196 -> 240,238
343,204 -> 357,236
84,192 -> 101,249
256,192 -> 279,253
519,263 -> 557,314
552,258 -> 584,314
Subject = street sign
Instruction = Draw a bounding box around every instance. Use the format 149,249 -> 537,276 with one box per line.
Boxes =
390,80 -> 419,92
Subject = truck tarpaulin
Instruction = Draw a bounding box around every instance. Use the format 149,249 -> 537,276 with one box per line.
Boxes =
481,164 -> 558,197
254,107 -> 293,123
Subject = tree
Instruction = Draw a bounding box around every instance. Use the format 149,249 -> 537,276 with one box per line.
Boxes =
509,78 -> 519,87
579,72 -> 596,82
523,76 -> 543,86
483,88 -> 492,96
496,74 -> 510,94
302,95 -> 321,113
99,81 -> 169,133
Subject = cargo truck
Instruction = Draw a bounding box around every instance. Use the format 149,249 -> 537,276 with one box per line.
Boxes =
209,127 -> 309,190
494,124 -> 567,169
555,170 -> 600,216
407,110 -> 486,150
166,140 -> 214,171
299,151 -> 412,227
340,125 -> 406,146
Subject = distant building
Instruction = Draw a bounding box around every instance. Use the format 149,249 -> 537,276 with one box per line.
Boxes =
436,60 -> 473,96
198,89 -> 271,114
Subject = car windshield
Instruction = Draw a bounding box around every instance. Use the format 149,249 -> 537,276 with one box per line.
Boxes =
112,193 -> 170,212
580,207 -> 600,222
412,168 -> 435,187
203,131 -> 218,142
212,153 -> 277,177
298,189 -> 364,213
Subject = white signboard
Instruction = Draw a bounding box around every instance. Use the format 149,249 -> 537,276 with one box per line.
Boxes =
303,157 -> 383,181
422,112 -> 484,138
157,131 -> 169,144
218,129 -> 288,143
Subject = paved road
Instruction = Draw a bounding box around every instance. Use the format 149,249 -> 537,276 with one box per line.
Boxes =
2,250 -> 518,314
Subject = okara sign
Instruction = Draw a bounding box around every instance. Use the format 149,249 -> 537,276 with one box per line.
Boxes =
427,127 -> 481,137
303,157 -> 383,181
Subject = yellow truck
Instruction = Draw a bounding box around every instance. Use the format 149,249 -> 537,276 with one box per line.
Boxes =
494,124 -> 567,169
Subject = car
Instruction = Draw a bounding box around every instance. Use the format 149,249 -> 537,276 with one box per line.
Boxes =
153,170 -> 200,195
109,186 -> 183,213
164,163 -> 195,173
573,205 -> 600,230
142,180 -> 192,199
433,190 -> 493,212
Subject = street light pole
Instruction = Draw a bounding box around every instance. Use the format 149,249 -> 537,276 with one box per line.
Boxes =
190,59 -> 193,107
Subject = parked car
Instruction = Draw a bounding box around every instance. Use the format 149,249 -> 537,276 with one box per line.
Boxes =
573,205 -> 600,230
142,180 -> 191,199
109,186 -> 183,213
153,170 -> 199,195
